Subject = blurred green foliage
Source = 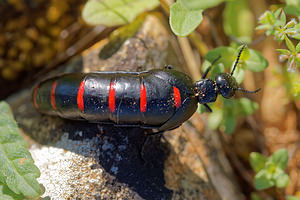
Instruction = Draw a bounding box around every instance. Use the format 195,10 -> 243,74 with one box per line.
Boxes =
250,149 -> 290,190
223,0 -> 254,43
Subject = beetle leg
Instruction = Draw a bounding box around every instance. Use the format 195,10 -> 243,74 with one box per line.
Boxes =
203,103 -> 212,112
202,55 -> 221,79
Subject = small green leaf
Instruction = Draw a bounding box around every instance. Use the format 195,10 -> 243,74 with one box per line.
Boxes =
205,46 -> 235,69
250,152 -> 267,173
244,49 -> 268,72
258,11 -> 271,24
275,173 -> 290,188
296,42 -> 300,53
274,9 -> 282,19
208,109 -> 223,130
290,23 -> 300,39
254,169 -> 275,190
277,49 -> 291,55
170,0 -> 203,36
285,36 -> 296,52
285,19 -> 297,29
181,0 -> 226,10
275,10 -> 286,27
255,24 -> 270,31
0,101 -> 42,198
269,149 -> 289,170
82,0 -> 159,26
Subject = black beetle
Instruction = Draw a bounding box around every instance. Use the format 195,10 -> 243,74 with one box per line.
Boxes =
33,45 -> 260,131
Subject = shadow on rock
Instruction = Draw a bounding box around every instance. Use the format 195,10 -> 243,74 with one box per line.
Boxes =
61,120 -> 172,200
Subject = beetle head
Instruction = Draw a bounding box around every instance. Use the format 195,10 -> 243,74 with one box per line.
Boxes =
215,73 -> 238,98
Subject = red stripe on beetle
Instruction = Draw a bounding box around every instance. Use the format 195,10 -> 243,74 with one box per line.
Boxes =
173,86 -> 181,108
33,85 -> 39,109
77,81 -> 85,112
140,83 -> 147,112
109,82 -> 116,113
51,80 -> 58,111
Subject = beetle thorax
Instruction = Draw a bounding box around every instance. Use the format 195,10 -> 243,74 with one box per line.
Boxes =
194,79 -> 218,104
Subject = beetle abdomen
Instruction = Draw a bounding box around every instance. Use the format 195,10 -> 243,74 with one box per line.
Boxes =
33,69 -> 198,130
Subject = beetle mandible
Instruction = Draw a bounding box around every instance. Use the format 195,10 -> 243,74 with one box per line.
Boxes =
33,45 -> 260,131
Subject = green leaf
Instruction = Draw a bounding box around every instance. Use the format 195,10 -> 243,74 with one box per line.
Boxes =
181,0 -> 226,10
205,46 -> 235,69
0,184 -> 24,200
285,0 -> 300,16
258,11 -> 271,24
232,66 -> 245,84
269,148 -> 289,170
170,0 -> 203,36
291,33 -> 300,40
285,36 -> 296,52
285,5 -> 300,16
0,101 -> 42,198
287,196 -> 300,200
254,169 -> 275,190
239,45 -> 250,60
277,49 -> 291,55
244,49 -> 269,72
274,9 -> 282,19
250,152 -> 267,173
296,42 -> 300,53
223,0 -> 254,43
82,0 -> 159,26
238,98 -> 259,115
201,59 -> 225,80
255,24 -> 270,31
274,10 -> 286,27
208,109 -> 223,130
275,173 -> 290,188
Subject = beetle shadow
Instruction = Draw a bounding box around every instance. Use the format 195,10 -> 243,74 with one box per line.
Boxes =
59,120 -> 172,200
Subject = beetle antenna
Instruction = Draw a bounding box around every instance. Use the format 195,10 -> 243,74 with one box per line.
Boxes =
231,44 -> 247,76
202,55 -> 221,79
236,87 -> 261,93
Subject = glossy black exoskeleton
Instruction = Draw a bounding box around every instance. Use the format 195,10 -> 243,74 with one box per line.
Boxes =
33,45 -> 260,131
